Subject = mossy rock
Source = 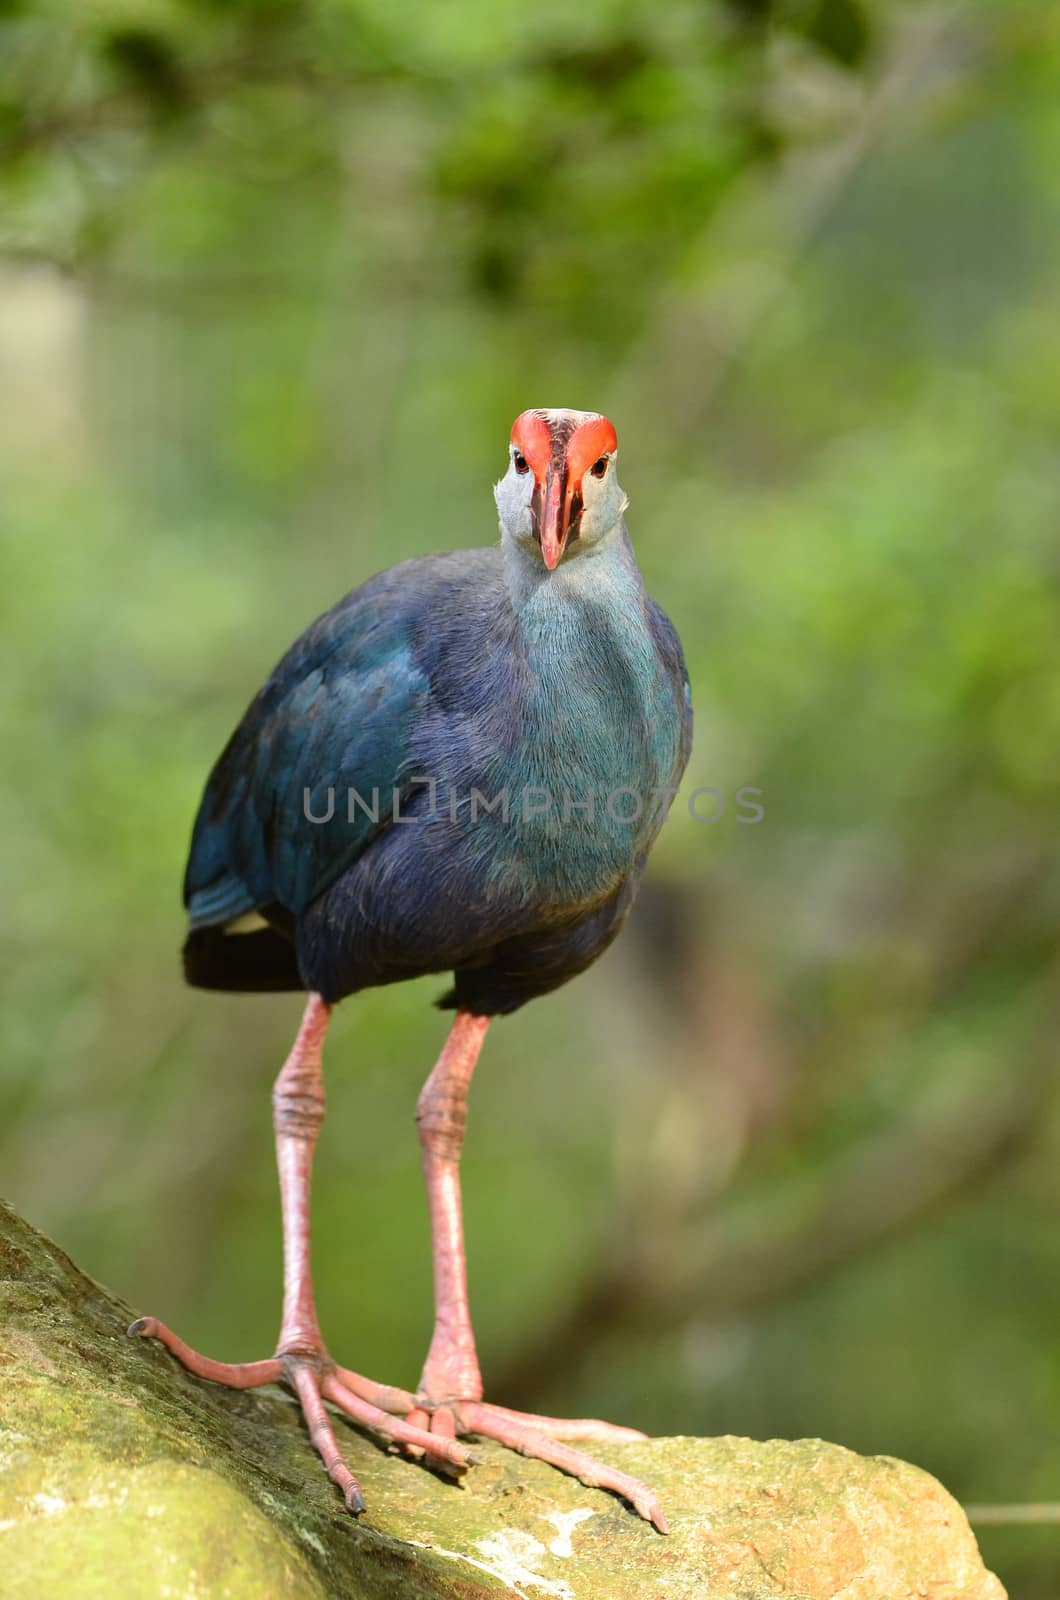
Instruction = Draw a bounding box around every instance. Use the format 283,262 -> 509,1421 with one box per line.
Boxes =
0,1202 -> 1005,1599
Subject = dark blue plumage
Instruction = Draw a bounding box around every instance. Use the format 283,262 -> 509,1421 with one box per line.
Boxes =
184,503 -> 690,1015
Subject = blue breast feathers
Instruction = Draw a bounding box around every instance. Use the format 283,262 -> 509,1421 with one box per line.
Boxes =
184,542 -> 691,969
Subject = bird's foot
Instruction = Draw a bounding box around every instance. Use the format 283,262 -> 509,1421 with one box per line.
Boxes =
129,1317 -> 665,1531
405,1394 -> 669,1533
128,1317 -> 478,1513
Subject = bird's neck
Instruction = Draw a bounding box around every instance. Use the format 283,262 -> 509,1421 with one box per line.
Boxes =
503,522 -> 660,731
493,522 -> 670,906
502,522 -> 644,630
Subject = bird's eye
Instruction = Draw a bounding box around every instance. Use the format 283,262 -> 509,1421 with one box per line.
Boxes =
513,452 -> 530,474
590,456 -> 608,478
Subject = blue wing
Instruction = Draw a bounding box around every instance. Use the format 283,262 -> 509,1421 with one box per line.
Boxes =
184,572 -> 431,928
646,595 -> 693,787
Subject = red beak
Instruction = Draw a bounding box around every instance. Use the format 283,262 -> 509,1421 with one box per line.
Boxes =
536,464 -> 583,571
539,466 -> 567,571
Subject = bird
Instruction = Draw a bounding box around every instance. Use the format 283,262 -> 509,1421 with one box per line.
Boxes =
131,407 -> 692,1532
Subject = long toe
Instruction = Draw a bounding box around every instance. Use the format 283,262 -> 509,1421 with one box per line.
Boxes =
289,1364 -> 368,1513
129,1317 -> 285,1389
129,1319 -> 370,1513
322,1376 -> 477,1471
467,1401 -> 647,1444
456,1400 -> 668,1534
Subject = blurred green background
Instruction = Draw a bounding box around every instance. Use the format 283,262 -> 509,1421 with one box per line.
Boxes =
2,0 -> 1059,1590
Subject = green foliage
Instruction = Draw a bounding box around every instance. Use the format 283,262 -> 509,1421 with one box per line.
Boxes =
0,0 -> 876,318
801,0 -> 874,69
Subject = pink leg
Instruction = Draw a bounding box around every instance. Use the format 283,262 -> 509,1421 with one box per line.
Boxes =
131,993 -> 474,1509
415,1010 -> 491,1404
407,1012 -> 668,1532
272,991 -> 330,1357
132,999 -> 667,1529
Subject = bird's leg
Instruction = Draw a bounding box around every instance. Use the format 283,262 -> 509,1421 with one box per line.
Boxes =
411,1010 -> 491,1415
130,993 -> 476,1510
406,1011 -> 669,1533
132,999 -> 666,1528
271,991 -> 331,1359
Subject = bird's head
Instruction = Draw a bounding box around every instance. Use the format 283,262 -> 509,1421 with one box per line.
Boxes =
495,408 -> 627,571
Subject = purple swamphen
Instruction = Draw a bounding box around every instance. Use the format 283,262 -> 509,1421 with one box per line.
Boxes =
131,408 -> 692,1530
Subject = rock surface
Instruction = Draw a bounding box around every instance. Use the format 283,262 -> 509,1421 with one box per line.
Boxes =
0,1202 -> 1005,1599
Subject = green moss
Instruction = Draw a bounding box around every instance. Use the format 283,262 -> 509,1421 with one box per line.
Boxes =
0,1204 -> 1005,1599
0,1464 -> 328,1600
